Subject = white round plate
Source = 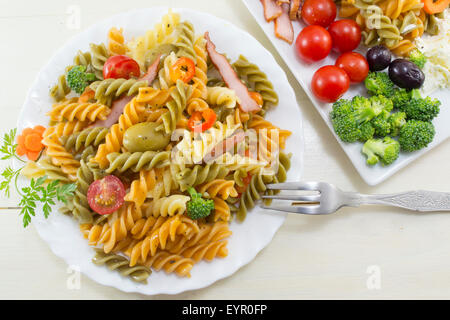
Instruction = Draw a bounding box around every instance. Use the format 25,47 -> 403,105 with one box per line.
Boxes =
16,7 -> 304,295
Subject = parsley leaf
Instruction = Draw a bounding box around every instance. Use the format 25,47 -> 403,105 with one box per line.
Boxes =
0,128 -> 20,161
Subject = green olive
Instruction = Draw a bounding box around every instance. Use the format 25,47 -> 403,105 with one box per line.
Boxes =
144,44 -> 177,69
123,122 -> 171,152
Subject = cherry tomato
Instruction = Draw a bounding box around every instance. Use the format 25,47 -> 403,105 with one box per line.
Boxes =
87,175 -> 125,215
335,52 -> 369,83
301,0 -> 337,28
311,65 -> 350,103
169,57 -> 196,83
295,25 -> 332,62
103,55 -> 140,80
328,19 -> 362,53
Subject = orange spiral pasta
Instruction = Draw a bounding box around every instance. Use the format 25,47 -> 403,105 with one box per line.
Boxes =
127,215 -> 195,266
144,251 -> 194,277
92,97 -> 146,168
124,170 -> 156,208
186,36 -> 208,115
108,27 -> 126,56
165,220 -> 231,254
211,197 -> 231,222
197,179 -> 238,200
180,239 -> 228,262
135,86 -> 173,108
48,98 -> 110,122
248,114 -> 291,150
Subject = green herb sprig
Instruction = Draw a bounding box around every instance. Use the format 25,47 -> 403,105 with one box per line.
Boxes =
0,129 -> 76,227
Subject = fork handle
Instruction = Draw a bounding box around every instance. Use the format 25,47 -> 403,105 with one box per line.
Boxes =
346,190 -> 450,212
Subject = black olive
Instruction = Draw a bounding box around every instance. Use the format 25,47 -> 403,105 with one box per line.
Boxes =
366,45 -> 392,71
388,59 -> 425,89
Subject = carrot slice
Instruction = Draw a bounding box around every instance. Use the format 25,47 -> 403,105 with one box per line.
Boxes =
26,150 -> 40,161
16,144 -> 26,156
22,128 -> 34,136
25,133 -> 43,152
33,125 -> 46,136
78,87 -> 95,103
423,0 -> 450,14
17,134 -> 25,146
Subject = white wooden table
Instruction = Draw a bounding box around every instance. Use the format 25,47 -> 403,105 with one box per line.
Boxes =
1,0 -> 449,299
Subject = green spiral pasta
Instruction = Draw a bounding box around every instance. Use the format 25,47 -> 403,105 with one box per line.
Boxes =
235,169 -> 274,221
232,55 -> 278,115
176,163 -> 230,191
158,79 -> 192,134
89,78 -> 149,106
90,43 -> 109,80
175,21 -> 196,62
106,151 -> 171,173
72,160 -> 106,224
61,127 -> 109,152
92,249 -> 152,284
50,74 -> 71,102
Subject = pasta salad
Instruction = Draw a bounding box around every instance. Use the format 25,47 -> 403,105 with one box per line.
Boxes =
3,9 -> 293,284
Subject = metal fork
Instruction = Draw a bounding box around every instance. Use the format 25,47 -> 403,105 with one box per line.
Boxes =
261,181 -> 450,214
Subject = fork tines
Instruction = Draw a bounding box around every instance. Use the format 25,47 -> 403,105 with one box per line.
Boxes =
261,182 -> 322,214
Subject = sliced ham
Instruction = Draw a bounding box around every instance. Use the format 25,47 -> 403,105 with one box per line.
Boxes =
274,3 -> 294,44
260,0 -> 282,22
203,129 -> 246,163
204,32 -> 260,113
91,55 -> 161,128
140,54 -> 161,83
289,0 -> 301,20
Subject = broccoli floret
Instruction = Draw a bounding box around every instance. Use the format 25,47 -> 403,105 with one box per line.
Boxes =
358,122 -> 375,142
403,96 -> 441,122
66,65 -> 96,94
330,97 -> 378,143
362,137 -> 400,166
408,48 -> 427,69
391,88 -> 412,110
398,120 -> 435,152
388,112 -> 407,136
365,72 -> 395,98
186,187 -> 214,220
369,95 -> 393,113
371,110 -> 392,137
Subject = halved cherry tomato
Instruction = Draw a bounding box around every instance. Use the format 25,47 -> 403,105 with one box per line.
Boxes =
249,91 -> 263,106
187,108 -> 217,132
295,25 -> 332,62
87,175 -> 125,215
311,65 -> 350,103
301,0 -> 337,28
423,0 -> 450,14
335,52 -> 369,83
169,57 -> 196,83
103,55 -> 140,80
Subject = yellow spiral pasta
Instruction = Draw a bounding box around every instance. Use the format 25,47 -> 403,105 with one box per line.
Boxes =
206,86 -> 239,109
42,126 -> 80,181
91,97 -> 146,168
135,86 -> 172,108
142,195 -> 190,218
48,98 -> 110,123
107,27 -> 126,56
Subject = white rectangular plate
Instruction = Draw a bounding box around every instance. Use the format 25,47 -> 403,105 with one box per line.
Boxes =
243,0 -> 450,186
